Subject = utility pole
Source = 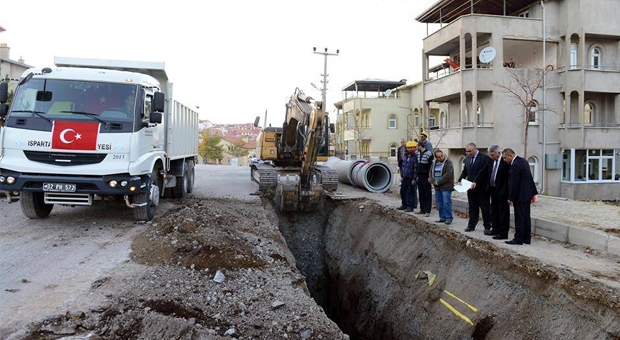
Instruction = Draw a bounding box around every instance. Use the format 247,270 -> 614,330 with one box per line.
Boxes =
313,47 -> 339,110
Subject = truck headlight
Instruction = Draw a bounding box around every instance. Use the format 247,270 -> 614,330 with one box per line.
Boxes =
120,180 -> 128,187
109,180 -> 118,188
6,176 -> 16,185
0,176 -> 5,183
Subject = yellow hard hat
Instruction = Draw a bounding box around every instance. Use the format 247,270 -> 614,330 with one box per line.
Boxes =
420,131 -> 428,137
406,141 -> 417,148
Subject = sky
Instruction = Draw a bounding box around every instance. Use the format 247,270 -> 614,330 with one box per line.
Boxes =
1,0 -> 440,126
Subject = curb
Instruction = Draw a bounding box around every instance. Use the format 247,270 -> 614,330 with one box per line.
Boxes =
452,197 -> 620,256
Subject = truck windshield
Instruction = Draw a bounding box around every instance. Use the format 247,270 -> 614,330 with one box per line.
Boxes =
10,79 -> 138,123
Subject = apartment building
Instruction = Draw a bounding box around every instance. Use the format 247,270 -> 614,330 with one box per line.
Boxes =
0,42 -> 32,94
416,0 -> 620,200
334,79 -> 411,161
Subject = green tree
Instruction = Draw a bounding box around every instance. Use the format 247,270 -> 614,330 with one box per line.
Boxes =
229,141 -> 250,159
198,131 -> 224,163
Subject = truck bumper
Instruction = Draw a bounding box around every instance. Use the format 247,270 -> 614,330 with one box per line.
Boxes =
0,169 -> 146,196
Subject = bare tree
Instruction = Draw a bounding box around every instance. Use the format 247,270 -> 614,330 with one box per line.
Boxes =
431,117 -> 459,151
494,67 -> 554,157
352,110 -> 368,158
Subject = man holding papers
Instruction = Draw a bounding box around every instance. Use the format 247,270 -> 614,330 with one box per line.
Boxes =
457,143 -> 492,233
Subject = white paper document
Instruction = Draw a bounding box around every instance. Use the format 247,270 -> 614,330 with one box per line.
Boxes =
454,179 -> 473,193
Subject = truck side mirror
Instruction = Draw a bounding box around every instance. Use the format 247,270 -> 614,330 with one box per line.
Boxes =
0,82 -> 8,104
253,116 -> 260,127
150,92 -> 165,124
0,104 -> 8,117
329,123 -> 335,134
152,92 -> 165,112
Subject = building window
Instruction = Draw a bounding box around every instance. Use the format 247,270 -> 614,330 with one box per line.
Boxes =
414,113 -> 420,127
570,43 -> 578,69
528,157 -> 538,183
584,102 -> 594,125
388,114 -> 397,129
390,143 -> 397,157
465,105 -> 470,127
591,47 -> 601,69
528,100 -> 538,124
429,114 -> 436,127
476,103 -> 482,126
562,150 -> 572,181
440,111 -> 447,128
563,149 -> 619,182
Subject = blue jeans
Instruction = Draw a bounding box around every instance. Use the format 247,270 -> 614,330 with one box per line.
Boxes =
435,189 -> 453,221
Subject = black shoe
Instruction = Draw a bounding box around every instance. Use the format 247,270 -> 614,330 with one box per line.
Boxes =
505,239 -> 523,245
464,227 -> 475,232
435,219 -> 446,223
405,208 -> 414,212
397,206 -> 406,210
483,230 -> 494,235
524,240 -> 531,244
492,235 -> 508,240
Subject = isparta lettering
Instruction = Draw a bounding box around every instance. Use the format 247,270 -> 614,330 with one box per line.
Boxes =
28,140 -> 51,147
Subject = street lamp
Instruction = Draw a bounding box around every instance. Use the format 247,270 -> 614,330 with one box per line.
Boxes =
312,47 -> 339,110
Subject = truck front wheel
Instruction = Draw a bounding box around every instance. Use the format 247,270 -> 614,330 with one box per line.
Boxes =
133,170 -> 160,222
20,192 -> 54,219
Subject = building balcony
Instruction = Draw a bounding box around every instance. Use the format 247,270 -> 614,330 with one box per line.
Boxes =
343,128 -> 372,141
560,125 -> 620,149
428,125 -> 497,150
424,68 -> 497,101
562,68 -> 620,93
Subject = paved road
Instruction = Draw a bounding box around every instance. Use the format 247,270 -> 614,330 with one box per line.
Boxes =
0,164 -> 253,336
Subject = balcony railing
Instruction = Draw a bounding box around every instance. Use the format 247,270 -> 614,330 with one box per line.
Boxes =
562,122 -> 619,128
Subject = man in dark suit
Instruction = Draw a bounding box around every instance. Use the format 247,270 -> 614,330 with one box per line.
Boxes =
502,148 -> 538,245
458,142 -> 492,232
487,145 -> 510,239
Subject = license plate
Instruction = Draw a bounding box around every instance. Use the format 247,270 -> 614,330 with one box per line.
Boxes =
43,182 -> 77,193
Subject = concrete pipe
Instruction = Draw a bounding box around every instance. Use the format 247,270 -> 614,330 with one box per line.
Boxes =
323,157 -> 393,193
323,157 -> 365,185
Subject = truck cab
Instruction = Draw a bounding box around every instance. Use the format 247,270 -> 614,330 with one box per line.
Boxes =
0,58 -> 198,221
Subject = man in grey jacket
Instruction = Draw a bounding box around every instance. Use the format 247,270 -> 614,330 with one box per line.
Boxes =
429,149 -> 455,224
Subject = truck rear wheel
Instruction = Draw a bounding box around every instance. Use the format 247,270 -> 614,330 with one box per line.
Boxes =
171,166 -> 188,198
133,170 -> 160,222
186,160 -> 195,193
20,192 -> 54,219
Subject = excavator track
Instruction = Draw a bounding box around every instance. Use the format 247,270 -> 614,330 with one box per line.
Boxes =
250,163 -> 278,192
315,165 -> 339,192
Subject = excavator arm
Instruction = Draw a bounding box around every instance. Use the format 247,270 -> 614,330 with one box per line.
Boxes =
286,89 -> 325,191
251,88 -> 338,212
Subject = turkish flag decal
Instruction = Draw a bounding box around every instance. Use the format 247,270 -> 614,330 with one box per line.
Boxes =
51,121 -> 100,150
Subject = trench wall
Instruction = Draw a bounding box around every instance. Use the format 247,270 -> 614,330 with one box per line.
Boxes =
276,200 -> 620,340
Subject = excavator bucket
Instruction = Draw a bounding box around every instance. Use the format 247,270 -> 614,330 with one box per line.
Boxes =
277,175 -> 299,211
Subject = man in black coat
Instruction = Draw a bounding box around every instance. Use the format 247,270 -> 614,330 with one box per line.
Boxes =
458,142 -> 492,232
487,144 -> 510,239
502,148 -> 538,245
397,138 -> 407,169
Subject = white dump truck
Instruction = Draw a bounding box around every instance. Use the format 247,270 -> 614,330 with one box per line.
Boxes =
0,57 -> 199,221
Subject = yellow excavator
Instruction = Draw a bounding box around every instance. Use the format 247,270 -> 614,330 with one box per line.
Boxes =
251,88 -> 338,211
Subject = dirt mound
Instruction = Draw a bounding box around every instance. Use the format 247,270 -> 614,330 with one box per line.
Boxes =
19,197 -> 346,340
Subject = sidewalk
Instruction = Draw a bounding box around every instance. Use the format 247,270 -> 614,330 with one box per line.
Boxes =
330,184 -> 620,257
451,192 -> 620,256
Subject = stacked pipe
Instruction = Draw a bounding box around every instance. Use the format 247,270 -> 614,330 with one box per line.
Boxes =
323,157 -> 393,193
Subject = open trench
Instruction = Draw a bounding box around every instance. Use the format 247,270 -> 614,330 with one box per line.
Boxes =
271,198 -> 620,340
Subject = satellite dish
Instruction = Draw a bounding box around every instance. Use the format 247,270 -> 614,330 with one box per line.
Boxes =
479,47 -> 497,64
385,89 -> 392,97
